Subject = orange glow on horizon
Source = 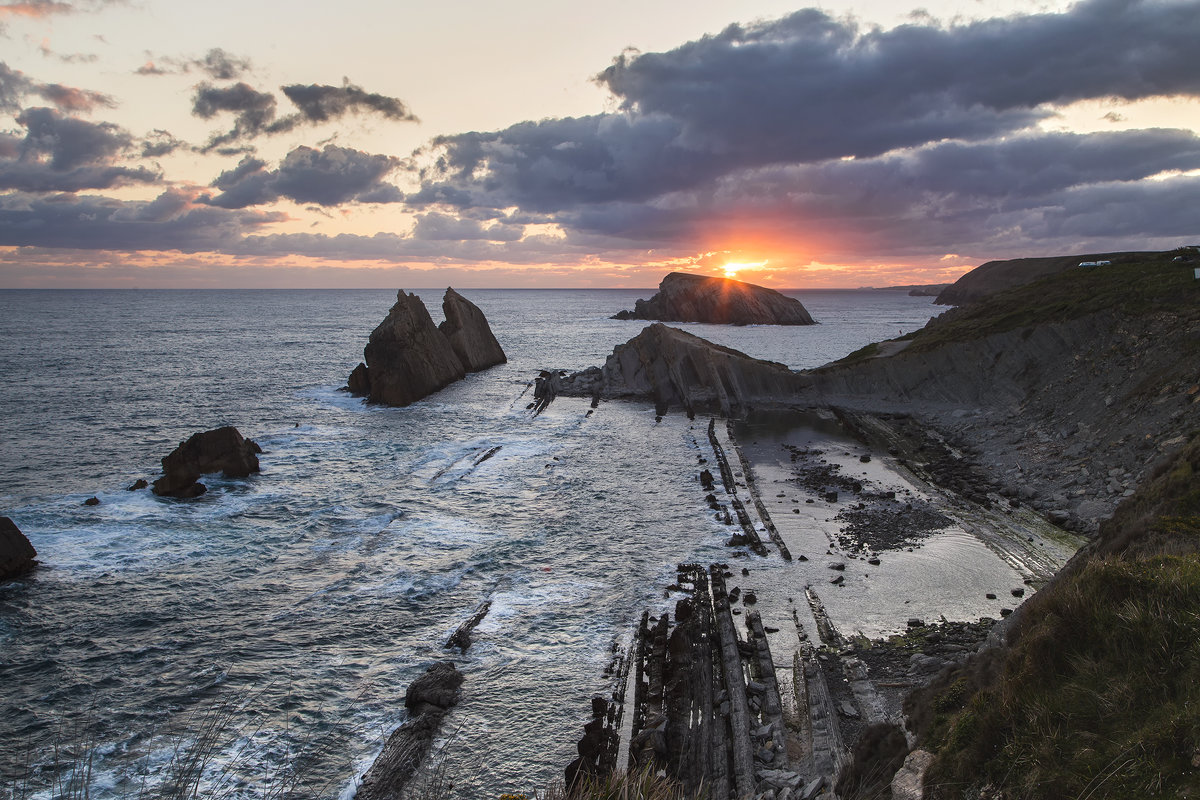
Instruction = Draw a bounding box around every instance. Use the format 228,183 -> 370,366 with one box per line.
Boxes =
721,260 -> 767,279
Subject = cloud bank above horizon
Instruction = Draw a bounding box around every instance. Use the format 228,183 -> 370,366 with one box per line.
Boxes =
1,0 -> 1199,287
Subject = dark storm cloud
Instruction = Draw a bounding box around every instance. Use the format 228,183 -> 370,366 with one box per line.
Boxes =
0,107 -> 160,190
414,0 -> 1200,219
205,145 -> 401,208
0,188 -> 284,251
192,79 -> 416,150
0,61 -> 113,111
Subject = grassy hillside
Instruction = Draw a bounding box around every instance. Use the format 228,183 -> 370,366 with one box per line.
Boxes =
911,433 -> 1200,799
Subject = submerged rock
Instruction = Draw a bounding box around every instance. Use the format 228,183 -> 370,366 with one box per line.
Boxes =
0,516 -> 37,581
561,323 -> 804,416
152,426 -> 262,498
613,272 -> 815,326
347,288 -> 506,407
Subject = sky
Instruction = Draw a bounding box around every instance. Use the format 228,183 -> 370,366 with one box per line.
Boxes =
1,0 -> 1199,289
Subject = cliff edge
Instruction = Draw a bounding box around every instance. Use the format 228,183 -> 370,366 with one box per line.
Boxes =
613,272 -> 815,326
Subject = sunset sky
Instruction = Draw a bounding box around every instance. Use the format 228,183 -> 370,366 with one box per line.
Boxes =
2,0 -> 1199,288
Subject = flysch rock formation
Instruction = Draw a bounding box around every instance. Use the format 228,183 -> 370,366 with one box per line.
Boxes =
356,661 -> 464,800
348,288 -> 506,407
560,323 -> 805,417
151,425 -> 262,499
438,288 -> 507,372
613,272 -> 815,326
0,516 -> 37,581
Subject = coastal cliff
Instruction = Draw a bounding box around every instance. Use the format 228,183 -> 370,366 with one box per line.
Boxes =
613,272 -> 815,326
348,288 -> 506,406
933,250 -> 1157,306
561,323 -> 805,416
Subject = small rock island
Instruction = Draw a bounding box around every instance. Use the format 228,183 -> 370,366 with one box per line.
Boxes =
152,426 -> 262,498
348,288 -> 506,407
613,272 -> 815,326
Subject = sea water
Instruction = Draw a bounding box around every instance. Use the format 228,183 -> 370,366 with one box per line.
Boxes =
0,288 -> 942,798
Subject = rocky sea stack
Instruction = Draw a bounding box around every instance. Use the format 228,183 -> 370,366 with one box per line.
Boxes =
348,288 -> 506,407
613,272 -> 815,326
0,516 -> 37,581
152,426 -> 262,498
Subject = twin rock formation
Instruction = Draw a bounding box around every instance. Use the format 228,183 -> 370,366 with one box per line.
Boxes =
348,288 -> 506,406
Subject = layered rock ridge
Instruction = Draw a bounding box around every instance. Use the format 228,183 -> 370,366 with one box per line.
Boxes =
613,272 -> 815,326
348,288 -> 506,407
560,323 -> 805,416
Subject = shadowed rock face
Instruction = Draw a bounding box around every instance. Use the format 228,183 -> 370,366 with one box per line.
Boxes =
561,323 -> 804,416
439,288 -> 507,372
613,272 -> 815,326
0,517 -> 37,581
348,288 -> 506,407
152,426 -> 262,498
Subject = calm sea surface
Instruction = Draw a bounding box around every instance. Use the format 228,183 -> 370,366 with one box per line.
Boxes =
0,288 -> 942,798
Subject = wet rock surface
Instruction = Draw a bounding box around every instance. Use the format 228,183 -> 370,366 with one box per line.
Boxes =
356,661 -> 464,800
613,272 -> 816,326
0,516 -> 37,581
347,288 -> 505,407
560,323 -> 804,416
151,426 -> 261,499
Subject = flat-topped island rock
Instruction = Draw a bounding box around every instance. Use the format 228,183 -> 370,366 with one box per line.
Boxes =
348,288 -> 506,407
613,272 -> 815,326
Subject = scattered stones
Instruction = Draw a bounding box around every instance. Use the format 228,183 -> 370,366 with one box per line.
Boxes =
1011,588 -> 1025,598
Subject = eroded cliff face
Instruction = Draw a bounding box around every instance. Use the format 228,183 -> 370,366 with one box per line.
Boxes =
348,288 -> 506,407
439,288 -> 507,372
561,323 -> 805,416
802,309 -> 1200,534
613,272 -> 815,326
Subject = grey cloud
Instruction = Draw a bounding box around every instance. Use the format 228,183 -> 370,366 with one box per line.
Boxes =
192,79 -> 417,149
276,80 -> 417,128
415,0 -> 1200,217
0,188 -> 285,251
0,106 -> 160,191
1,61 -> 112,111
137,48 -> 252,80
140,129 -> 185,157
410,211 -> 523,241
205,145 -> 400,208
192,81 -> 277,150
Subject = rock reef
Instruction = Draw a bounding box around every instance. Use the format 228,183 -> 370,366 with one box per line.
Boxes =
356,661 -> 464,800
613,272 -> 815,326
152,426 -> 262,498
0,516 -> 37,581
561,323 -> 805,416
348,288 -> 506,407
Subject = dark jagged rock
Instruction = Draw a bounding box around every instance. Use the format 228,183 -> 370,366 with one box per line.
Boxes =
152,426 -> 261,499
347,288 -> 505,407
445,599 -> 492,652
357,661 -> 464,800
614,272 -> 815,326
439,288 -> 507,372
560,323 -> 804,416
126,479 -> 148,491
0,517 -> 37,581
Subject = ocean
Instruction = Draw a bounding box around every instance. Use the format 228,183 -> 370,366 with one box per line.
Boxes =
0,288 -> 943,798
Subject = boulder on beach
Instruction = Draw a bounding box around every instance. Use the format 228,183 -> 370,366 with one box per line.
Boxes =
560,323 -> 804,416
613,272 -> 815,326
347,288 -> 506,407
0,516 -> 37,581
152,426 -> 262,498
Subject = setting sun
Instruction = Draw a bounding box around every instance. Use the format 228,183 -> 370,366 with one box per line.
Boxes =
722,260 -> 767,278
